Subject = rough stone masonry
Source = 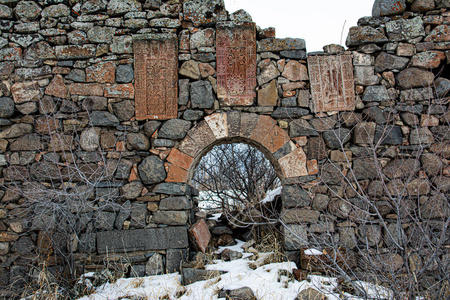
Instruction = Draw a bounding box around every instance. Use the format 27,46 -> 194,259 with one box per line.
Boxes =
0,0 -> 449,294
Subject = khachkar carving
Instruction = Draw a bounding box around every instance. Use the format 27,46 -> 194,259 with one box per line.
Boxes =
217,22 -> 257,106
133,34 -> 178,120
308,55 -> 356,113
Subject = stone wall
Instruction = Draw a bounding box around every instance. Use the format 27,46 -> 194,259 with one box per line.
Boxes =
0,0 -> 449,295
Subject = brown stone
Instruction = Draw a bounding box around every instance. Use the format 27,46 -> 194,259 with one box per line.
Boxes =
278,147 -> 308,178
186,121 -> 216,155
282,60 -> 308,82
166,164 -> 188,183
307,159 -> 319,175
10,134 -> 44,151
11,81 -> 41,104
0,46 -> 22,61
189,219 -> 211,253
0,232 -> 19,242
55,44 -> 96,59
396,68 -> 434,89
35,116 -> 60,134
104,83 -> 134,98
282,81 -> 306,91
308,55 -> 355,113
281,208 -> 320,223
177,135 -> 200,158
45,75 -> 69,99
69,83 -> 103,96
199,63 -> 215,78
86,61 -> 116,83
134,34 -> 178,120
425,25 -> 450,42
167,148 -> 194,171
258,80 -> 277,106
250,115 -> 276,145
240,112 -> 259,138
420,114 -> 439,126
261,125 -> 290,153
217,22 -> 256,106
411,51 -> 446,69
407,179 -> 430,195
0,62 -> 14,78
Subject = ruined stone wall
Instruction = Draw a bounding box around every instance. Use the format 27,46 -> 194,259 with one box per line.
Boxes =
0,0 -> 449,294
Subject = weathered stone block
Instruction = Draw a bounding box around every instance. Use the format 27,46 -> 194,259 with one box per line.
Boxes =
96,227 -> 189,253
189,219 -> 210,253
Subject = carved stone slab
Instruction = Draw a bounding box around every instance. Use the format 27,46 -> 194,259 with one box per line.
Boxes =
133,34 -> 178,120
217,22 -> 256,106
308,55 -> 355,113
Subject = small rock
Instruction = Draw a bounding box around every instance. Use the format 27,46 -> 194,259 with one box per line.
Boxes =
221,248 -> 243,261
127,132 -> 150,151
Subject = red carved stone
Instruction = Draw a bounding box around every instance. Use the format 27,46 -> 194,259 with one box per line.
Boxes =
133,34 -> 178,120
189,219 -> 211,253
308,55 -> 355,113
217,22 -> 256,106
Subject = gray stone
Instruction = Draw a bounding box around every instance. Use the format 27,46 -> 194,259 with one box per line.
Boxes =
146,253 -> 164,276
183,0 -> 226,27
280,50 -> 307,59
179,79 -> 189,106
127,132 -> 150,151
182,268 -> 220,285
153,211 -> 188,225
97,227 -> 189,253
346,26 -> 388,47
0,3 -> 11,19
153,139 -> 176,147
257,38 -> 306,52
290,119 -> 319,137
284,224 -> 308,250
312,194 -> 329,211
183,110 -> 204,121
421,193 -> 450,218
114,200 -> 131,229
90,111 -> 119,127
230,9 -> 252,22
82,96 -> 108,111
14,1 -> 41,20
421,153 -> 442,177
409,127 -> 434,145
190,80 -> 215,109
354,122 -> 376,145
144,0 -> 162,10
362,85 -> 389,102
87,26 -> 115,44
297,288 -> 327,300
0,123 -> 33,139
116,64 -> 134,83
386,17 -> 425,42
138,155 -> 166,185
66,69 -> 86,82
110,36 -> 132,54
9,33 -> 43,48
281,97 -> 297,107
323,129 -> 352,149
80,128 -> 99,152
111,100 -> 134,121
130,203 -> 147,228
42,4 -> 70,18
374,52 -> 409,73
154,182 -> 193,196
435,77 -> 450,98
144,121 -> 161,137
271,107 -> 309,119
397,68 -> 434,89
400,87 -> 433,102
352,158 -> 379,180
25,41 -> 56,60
354,66 -> 381,86
120,182 -> 142,200
78,233 -> 96,253
190,28 -> 214,50
107,0 -> 141,16
363,107 -> 388,124
339,227 -> 357,249
159,196 -> 192,210
81,0 -> 106,13
10,134 -> 43,151
395,104 -> 423,114
281,185 -> 311,208
374,125 -> 403,145
0,97 -> 14,118
191,53 -> 215,62
68,30 -> 88,45
372,0 -> 406,17
94,211 -> 116,231
167,248 -> 188,273
158,119 -> 191,140
358,224 -> 381,247
257,62 -> 279,86
148,18 -> 180,28
11,236 -> 34,255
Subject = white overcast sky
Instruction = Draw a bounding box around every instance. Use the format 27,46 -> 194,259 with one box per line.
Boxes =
223,0 -> 374,52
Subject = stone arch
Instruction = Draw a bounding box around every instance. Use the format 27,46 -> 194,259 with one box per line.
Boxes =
165,111 -> 308,184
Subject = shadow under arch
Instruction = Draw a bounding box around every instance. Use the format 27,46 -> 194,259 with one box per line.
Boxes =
165,111 -> 309,185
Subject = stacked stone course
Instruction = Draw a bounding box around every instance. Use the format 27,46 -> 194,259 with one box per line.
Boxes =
0,0 -> 448,295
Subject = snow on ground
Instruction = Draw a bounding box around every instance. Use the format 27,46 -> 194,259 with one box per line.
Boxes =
77,241 -> 393,300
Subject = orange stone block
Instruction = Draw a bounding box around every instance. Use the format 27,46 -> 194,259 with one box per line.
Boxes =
166,164 -> 188,183
69,83 -> 104,96
278,147 -> 308,178
45,75 -> 70,99
104,83 -> 135,99
128,164 -> 138,182
189,219 -> 211,253
250,115 -> 277,146
167,148 -> 194,171
86,61 -> 116,84
116,141 -> 125,152
261,125 -> 290,153
307,159 -> 319,175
